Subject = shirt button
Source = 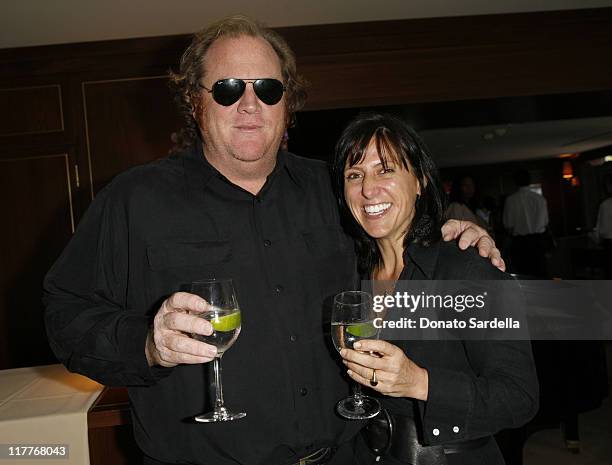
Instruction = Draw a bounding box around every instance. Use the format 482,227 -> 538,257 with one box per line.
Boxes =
432,428 -> 440,436
299,387 -> 308,396
274,285 -> 284,294
263,239 -> 271,247
453,426 -> 460,433
290,335 -> 297,342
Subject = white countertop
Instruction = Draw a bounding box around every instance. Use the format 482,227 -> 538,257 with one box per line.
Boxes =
0,364 -> 103,465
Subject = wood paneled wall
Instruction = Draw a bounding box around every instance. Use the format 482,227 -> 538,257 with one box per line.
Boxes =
0,154 -> 75,367
82,76 -> 181,195
279,8 -> 612,109
1,8 -> 612,370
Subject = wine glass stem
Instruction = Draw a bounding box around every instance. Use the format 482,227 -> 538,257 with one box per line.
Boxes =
353,382 -> 364,406
213,356 -> 225,411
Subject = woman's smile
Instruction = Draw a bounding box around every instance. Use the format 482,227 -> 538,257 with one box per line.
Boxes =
364,202 -> 391,217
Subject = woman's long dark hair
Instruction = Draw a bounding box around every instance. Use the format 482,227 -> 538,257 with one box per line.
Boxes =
331,113 -> 446,277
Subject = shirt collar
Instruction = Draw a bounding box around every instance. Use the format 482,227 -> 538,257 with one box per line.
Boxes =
182,138 -> 303,196
278,149 -> 305,189
182,137 -> 217,188
402,241 -> 441,280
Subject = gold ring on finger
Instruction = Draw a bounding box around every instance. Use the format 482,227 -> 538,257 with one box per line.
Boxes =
370,368 -> 378,387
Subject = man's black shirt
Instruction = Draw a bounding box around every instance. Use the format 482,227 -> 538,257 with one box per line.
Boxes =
44,142 -> 360,465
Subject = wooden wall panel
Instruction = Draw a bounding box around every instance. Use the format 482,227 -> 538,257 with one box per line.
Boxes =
82,76 -> 181,196
299,41 -> 611,109
0,85 -> 64,136
277,8 -> 612,57
0,154 -> 75,369
278,8 -> 612,109
0,77 -> 75,166
88,387 -> 140,465
1,9 -> 610,113
88,425 -> 141,465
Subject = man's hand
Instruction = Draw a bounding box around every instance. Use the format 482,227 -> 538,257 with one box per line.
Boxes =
441,219 -> 505,271
145,292 -> 218,367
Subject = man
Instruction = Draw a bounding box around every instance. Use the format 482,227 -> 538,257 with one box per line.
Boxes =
44,16 -> 503,465
503,169 -> 550,277
594,183 -> 612,278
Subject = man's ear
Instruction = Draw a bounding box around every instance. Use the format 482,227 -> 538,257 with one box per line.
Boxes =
191,100 -> 199,121
191,92 -> 202,121
284,103 -> 293,128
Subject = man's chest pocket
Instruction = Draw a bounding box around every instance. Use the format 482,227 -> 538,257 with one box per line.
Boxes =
146,240 -> 233,290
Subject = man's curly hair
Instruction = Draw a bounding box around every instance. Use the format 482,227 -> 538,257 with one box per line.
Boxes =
168,15 -> 308,153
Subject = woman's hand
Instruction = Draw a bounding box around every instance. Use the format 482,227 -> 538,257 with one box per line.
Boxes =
340,340 -> 429,401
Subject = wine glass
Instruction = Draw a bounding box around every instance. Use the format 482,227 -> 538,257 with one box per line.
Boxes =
191,278 -> 246,422
331,290 -> 381,420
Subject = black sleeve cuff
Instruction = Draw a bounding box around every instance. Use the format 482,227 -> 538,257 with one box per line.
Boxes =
417,367 -> 472,444
119,314 -> 174,385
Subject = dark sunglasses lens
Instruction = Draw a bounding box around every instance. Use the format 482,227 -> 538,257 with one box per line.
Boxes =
254,79 -> 285,105
213,79 -> 245,106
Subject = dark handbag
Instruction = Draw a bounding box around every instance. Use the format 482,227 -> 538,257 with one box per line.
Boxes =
361,409 -> 449,465
361,408 -> 393,456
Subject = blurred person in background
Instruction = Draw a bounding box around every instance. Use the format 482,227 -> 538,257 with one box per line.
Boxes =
446,175 -> 490,230
503,169 -> 550,277
594,182 -> 612,278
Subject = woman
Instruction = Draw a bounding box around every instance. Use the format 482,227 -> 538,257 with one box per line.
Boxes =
331,113 -> 538,465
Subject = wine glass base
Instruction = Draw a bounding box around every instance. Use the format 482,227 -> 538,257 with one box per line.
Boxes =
195,409 -> 246,423
336,396 -> 381,420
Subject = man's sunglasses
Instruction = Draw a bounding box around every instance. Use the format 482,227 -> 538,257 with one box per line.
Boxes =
199,78 -> 285,106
